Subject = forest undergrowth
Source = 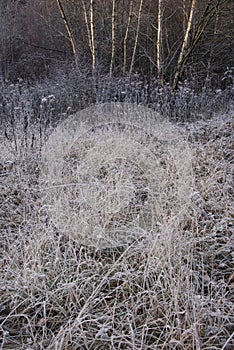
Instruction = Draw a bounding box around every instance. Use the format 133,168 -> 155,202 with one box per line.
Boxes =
0,77 -> 233,349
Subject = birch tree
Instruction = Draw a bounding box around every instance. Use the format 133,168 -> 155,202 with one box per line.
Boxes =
129,0 -> 144,76
123,0 -> 133,75
81,0 -> 92,60
156,0 -> 164,86
81,0 -> 96,71
173,0 -> 196,90
173,0 -> 224,89
110,0 -> 116,76
90,0 -> 96,71
55,0 -> 79,69
186,0 -> 224,64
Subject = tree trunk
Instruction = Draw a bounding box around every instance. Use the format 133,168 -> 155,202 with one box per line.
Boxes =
173,0 -> 196,90
185,0 -> 222,61
123,0 -> 133,75
157,0 -> 164,86
55,0 -> 79,69
110,0 -> 116,76
81,0 -> 92,62
90,0 -> 96,72
129,0 -> 144,76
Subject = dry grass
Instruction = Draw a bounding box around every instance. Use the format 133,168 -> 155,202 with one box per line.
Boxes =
0,104 -> 233,349
40,103 -> 192,248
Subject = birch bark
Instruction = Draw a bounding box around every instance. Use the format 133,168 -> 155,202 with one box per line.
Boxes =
110,0 -> 116,75
129,0 -> 144,76
55,0 -> 79,69
123,0 -> 133,74
157,0 -> 164,86
90,0 -> 96,71
173,0 -> 196,90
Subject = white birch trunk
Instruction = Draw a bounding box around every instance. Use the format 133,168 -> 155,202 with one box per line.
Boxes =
81,0 -> 92,57
90,0 -> 96,71
173,0 -> 197,90
157,0 -> 163,86
110,0 -> 116,75
123,0 -> 133,75
129,0 -> 143,76
55,0 -> 79,69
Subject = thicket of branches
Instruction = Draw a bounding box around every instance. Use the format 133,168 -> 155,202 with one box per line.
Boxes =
0,0 -> 233,89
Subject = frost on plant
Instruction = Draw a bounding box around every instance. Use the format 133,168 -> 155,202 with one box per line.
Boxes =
40,102 -> 193,248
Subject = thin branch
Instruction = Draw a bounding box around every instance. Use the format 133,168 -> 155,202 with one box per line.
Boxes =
18,37 -> 67,54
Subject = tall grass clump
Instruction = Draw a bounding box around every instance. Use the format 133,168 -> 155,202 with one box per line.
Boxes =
0,72 -> 233,349
40,102 -> 192,248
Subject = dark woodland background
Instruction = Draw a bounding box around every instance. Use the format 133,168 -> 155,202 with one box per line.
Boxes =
0,0 -> 233,126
